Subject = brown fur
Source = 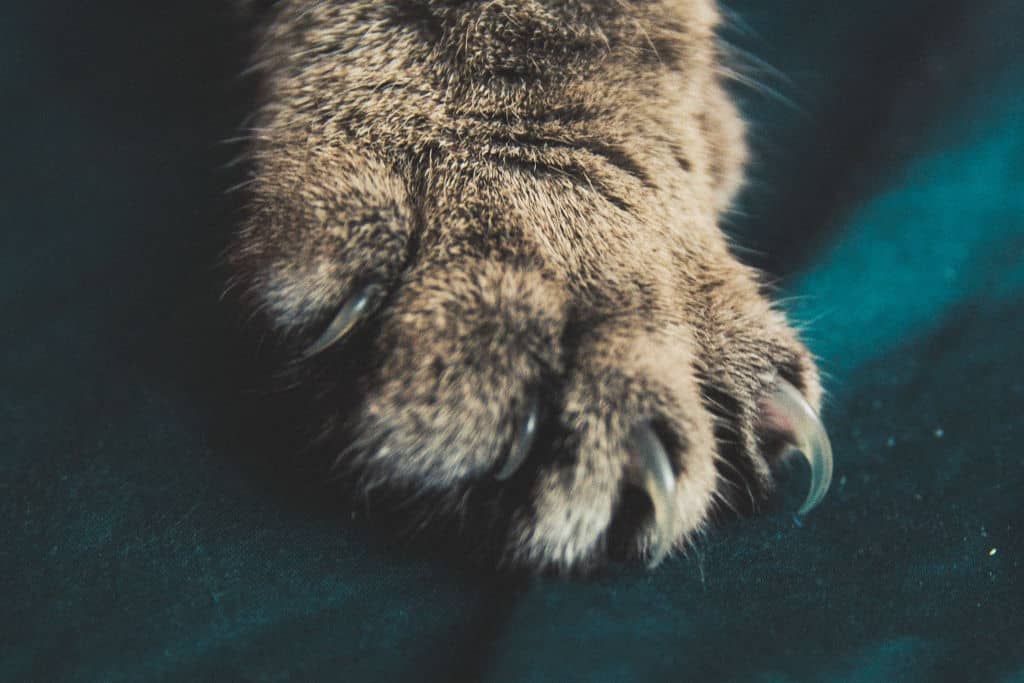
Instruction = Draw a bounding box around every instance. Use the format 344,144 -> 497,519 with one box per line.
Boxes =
227,0 -> 822,573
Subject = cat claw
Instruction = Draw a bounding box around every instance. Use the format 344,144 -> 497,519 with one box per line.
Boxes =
626,422 -> 681,569
302,284 -> 384,358
495,393 -> 540,480
760,379 -> 834,515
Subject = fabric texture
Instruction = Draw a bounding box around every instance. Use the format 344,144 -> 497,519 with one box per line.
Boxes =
4,2 -> 1022,680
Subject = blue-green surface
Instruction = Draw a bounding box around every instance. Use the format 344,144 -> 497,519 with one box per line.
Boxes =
3,2 -> 1022,680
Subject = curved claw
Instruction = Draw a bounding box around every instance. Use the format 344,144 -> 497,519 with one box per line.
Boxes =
302,284 -> 384,359
625,423 -> 681,569
495,394 -> 540,480
762,379 -> 834,515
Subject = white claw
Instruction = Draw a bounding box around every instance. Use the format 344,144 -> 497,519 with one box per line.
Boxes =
302,284 -> 384,359
626,423 -> 681,569
495,395 -> 539,480
762,379 -> 834,515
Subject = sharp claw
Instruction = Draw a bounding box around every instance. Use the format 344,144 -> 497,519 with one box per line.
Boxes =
495,394 -> 540,480
761,379 -> 834,515
626,423 -> 681,569
302,284 -> 384,359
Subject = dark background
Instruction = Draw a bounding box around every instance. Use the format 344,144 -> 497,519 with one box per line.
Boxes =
3,2 -> 1023,680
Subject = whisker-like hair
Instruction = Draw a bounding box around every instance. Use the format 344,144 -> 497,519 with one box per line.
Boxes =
717,2 -> 760,39
716,64 -> 802,113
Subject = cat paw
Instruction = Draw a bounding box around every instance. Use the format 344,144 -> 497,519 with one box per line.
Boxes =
226,0 -> 832,573
226,142 -> 831,573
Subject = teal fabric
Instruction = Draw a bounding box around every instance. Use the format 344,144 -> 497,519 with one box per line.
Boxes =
4,2 -> 1022,680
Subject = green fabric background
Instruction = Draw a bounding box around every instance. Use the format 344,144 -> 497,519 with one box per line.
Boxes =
3,2 -> 1022,680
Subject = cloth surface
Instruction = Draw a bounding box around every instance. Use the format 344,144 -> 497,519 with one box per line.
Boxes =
4,2 -> 1022,680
